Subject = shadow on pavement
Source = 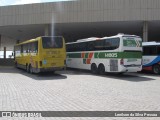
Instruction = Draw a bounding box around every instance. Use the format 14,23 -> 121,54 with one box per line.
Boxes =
22,72 -> 67,81
0,66 -> 67,80
102,73 -> 155,82
0,66 -> 156,82
137,71 -> 160,77
63,68 -> 155,82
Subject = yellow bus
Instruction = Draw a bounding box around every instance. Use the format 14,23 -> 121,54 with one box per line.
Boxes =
14,36 -> 66,73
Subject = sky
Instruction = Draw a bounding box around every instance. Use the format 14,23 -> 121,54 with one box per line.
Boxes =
0,0 -> 71,6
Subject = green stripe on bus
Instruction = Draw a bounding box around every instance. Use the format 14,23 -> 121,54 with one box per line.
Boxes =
121,52 -> 142,58
95,52 -> 142,58
85,53 -> 88,58
67,53 -> 81,58
67,52 -> 142,59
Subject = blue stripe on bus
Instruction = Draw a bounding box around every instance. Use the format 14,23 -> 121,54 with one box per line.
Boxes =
143,56 -> 160,67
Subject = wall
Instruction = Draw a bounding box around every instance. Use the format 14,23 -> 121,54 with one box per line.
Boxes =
0,0 -> 160,26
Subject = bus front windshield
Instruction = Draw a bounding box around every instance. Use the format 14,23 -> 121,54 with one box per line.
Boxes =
42,37 -> 63,49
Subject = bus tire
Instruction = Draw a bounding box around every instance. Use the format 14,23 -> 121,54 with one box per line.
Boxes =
29,64 -> 33,74
152,64 -> 160,74
98,64 -> 105,75
91,63 -> 98,74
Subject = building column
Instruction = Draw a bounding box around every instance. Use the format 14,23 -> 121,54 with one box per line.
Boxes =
44,24 -> 49,36
0,35 -> 1,51
143,21 -> 148,42
4,47 -> 6,59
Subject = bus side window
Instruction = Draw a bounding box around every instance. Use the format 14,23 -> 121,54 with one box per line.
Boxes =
68,44 -> 74,52
26,44 -> 29,53
27,43 -> 31,53
143,46 -> 157,55
104,38 -> 120,50
21,45 -> 23,53
79,42 -> 87,51
157,45 -> 160,55
29,42 -> 38,53
23,44 -> 28,53
66,44 -> 70,52
106,42 -> 111,47
111,38 -> 120,49
34,42 -> 38,53
143,46 -> 148,55
87,42 -> 94,51
75,43 -> 79,52
105,39 -> 112,50
72,44 -> 76,51
149,46 -> 156,55
95,40 -> 104,50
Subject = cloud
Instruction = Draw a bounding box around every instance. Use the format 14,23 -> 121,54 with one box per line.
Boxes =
12,0 -> 42,5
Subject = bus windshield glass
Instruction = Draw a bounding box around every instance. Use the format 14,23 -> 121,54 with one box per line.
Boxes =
123,37 -> 142,47
42,37 -> 63,49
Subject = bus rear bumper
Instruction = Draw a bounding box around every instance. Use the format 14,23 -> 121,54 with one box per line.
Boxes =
33,66 -> 66,73
120,66 -> 142,73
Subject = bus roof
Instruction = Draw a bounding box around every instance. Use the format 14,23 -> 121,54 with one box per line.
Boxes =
15,36 -> 64,46
66,37 -> 100,44
142,41 -> 160,46
66,34 -> 141,45
15,39 -> 37,46
76,37 -> 100,42
102,33 -> 140,39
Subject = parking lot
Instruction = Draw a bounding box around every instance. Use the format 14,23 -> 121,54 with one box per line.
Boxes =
0,67 -> 160,119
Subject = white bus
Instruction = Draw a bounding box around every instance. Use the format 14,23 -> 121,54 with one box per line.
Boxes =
66,34 -> 142,74
142,41 -> 160,74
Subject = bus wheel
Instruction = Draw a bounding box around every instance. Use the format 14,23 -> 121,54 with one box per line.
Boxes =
152,64 -> 160,74
29,65 -> 33,74
91,63 -> 98,74
98,64 -> 105,75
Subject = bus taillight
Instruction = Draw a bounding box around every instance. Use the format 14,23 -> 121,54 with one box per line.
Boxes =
120,58 -> 124,65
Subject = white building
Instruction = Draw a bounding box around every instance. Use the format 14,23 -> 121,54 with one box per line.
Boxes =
0,0 -> 160,54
